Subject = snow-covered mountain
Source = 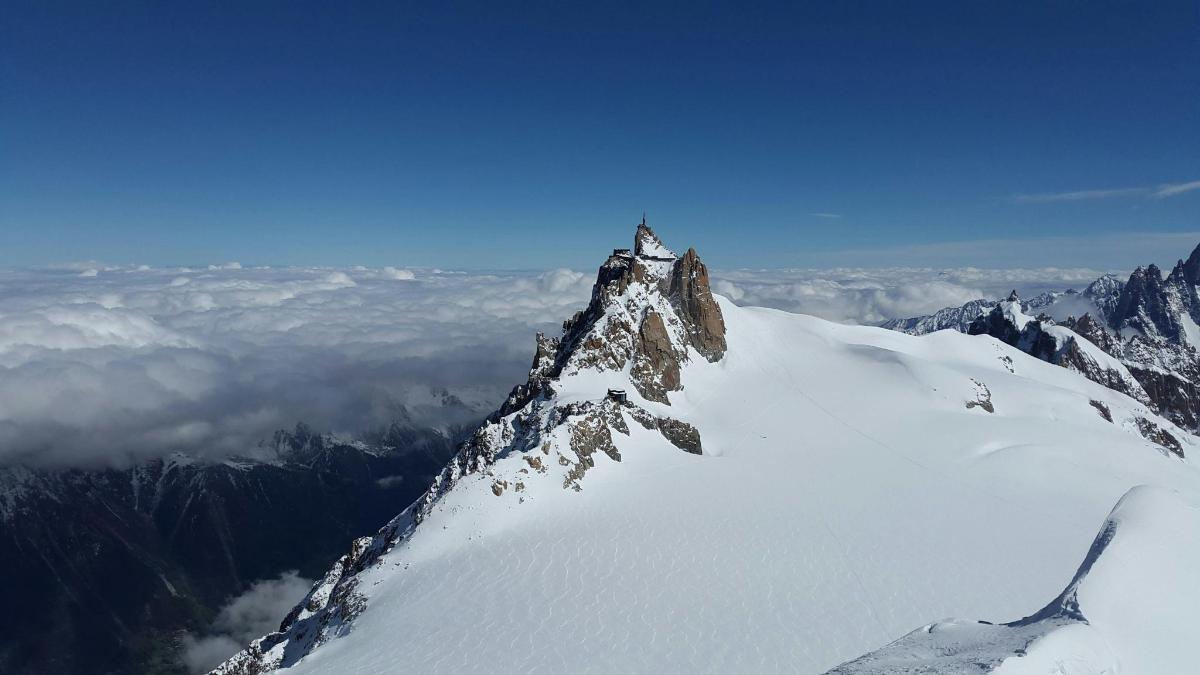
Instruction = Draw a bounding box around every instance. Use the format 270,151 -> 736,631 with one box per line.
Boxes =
879,298 -> 995,334
896,244 -> 1200,437
879,280 -> 1115,337
217,226 -> 1200,674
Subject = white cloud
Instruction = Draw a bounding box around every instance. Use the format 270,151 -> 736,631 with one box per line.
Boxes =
0,264 -> 595,467
809,212 -> 843,219
809,232 -> 1200,269
710,266 -> 1110,325
1012,187 -> 1147,203
1155,180 -> 1200,198
181,570 -> 313,674
381,266 -> 416,280
1014,179 -> 1200,203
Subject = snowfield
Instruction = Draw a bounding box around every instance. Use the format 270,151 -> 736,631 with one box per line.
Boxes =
829,485 -> 1200,674
218,235 -> 1200,675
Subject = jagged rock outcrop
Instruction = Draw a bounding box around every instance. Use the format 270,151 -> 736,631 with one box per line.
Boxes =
214,221 -> 724,674
495,221 -> 725,408
669,247 -> 727,360
1111,264 -> 1184,339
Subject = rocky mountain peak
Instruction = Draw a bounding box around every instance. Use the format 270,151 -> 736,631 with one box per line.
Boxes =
669,247 -> 728,361
502,221 -> 726,410
1182,242 -> 1200,287
213,225 -> 727,673
1005,289 -> 1020,303
1111,261 -> 1183,340
634,221 -> 676,259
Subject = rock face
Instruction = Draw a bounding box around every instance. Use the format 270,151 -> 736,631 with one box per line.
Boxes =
214,222 -> 725,675
669,247 -> 728,360
632,310 -> 681,402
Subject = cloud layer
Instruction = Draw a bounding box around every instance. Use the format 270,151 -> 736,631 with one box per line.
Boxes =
181,570 -> 314,674
0,261 -> 1115,467
710,267 -> 1109,324
0,265 -> 594,467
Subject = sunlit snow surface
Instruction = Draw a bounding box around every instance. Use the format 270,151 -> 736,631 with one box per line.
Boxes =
253,299 -> 1198,674
830,485 -> 1200,674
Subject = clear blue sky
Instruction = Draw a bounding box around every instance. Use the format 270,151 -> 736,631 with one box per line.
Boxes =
2,1 -> 1197,270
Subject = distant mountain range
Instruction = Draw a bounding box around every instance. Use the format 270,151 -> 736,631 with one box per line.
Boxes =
885,243 -> 1200,437
0,419 -> 469,675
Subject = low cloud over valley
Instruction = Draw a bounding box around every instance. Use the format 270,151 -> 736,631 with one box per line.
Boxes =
0,262 -> 1111,467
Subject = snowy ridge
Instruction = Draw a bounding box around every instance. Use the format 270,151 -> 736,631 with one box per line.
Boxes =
900,246 -> 1200,438
879,298 -> 995,335
213,223 -> 725,673
826,485 -> 1200,674
967,293 -> 1159,432
216,228 -> 1198,675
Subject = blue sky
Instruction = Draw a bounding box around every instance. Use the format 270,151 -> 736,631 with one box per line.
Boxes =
2,1 -> 1197,270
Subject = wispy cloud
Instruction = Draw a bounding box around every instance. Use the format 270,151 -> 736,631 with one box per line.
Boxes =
1012,187 -> 1148,203
1013,178 -> 1200,203
1154,180 -> 1200,198
809,212 -> 843,219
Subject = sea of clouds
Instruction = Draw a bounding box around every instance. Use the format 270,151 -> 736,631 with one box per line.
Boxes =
710,266 -> 1112,324
0,262 -> 1112,467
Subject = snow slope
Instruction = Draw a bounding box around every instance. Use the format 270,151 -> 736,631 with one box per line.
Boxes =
827,485 -> 1200,674
217,232 -> 1199,675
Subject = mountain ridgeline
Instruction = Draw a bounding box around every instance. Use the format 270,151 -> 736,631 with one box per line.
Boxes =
888,242 -> 1200,444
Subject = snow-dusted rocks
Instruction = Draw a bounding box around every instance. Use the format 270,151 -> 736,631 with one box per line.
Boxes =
825,485 -> 1200,674
215,227 -> 1200,675
897,243 -> 1200,437
880,298 -> 995,335
966,293 -> 1177,453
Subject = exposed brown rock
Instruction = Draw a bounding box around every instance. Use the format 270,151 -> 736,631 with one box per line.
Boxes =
1135,417 -> 1185,458
655,418 -> 703,455
630,310 -> 681,402
1089,400 -> 1113,422
669,247 -> 727,361
966,379 -> 994,413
